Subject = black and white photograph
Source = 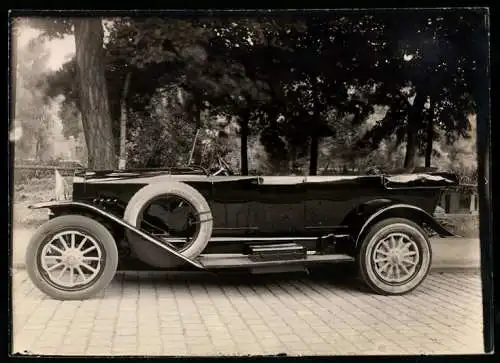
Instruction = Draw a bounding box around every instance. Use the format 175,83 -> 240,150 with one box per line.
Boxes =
9,9 -> 491,357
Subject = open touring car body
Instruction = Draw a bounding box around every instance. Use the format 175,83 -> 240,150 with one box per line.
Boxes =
26,166 -> 459,300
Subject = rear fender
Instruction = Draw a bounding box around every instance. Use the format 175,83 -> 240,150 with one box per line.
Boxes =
341,198 -> 393,236
352,203 -> 457,249
28,201 -> 205,269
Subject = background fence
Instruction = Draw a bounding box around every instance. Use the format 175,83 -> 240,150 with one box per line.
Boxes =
13,164 -> 80,184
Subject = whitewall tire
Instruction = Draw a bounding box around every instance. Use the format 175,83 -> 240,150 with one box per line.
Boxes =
358,217 -> 432,295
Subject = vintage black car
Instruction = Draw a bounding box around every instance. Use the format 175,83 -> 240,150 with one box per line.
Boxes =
25,160 -> 459,300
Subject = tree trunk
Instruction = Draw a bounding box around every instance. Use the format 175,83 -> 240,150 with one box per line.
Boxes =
240,113 -> 249,176
290,143 -> 297,174
35,137 -> 41,160
404,89 -> 426,169
191,99 -> 203,165
118,71 -> 132,170
309,77 -> 320,176
309,132 -> 319,176
424,105 -> 434,168
74,18 -> 116,170
404,122 -> 417,169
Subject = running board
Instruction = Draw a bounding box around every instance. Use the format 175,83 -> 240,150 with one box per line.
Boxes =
198,253 -> 354,269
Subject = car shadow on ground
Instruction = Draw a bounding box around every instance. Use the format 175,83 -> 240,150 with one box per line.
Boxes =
103,263 -> 374,298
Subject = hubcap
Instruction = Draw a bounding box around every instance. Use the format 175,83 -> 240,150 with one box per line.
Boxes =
39,230 -> 104,289
372,232 -> 420,284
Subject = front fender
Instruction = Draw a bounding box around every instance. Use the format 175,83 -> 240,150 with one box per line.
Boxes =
29,200 -> 82,211
28,201 -> 205,269
354,203 -> 458,248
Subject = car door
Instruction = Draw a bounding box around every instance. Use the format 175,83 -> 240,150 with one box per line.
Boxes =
210,176 -> 261,236
303,175 -> 383,234
255,176 -> 306,235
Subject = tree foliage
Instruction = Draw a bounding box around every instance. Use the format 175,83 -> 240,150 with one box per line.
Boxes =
30,11 -> 486,175
14,36 -> 53,161
358,11 -> 482,168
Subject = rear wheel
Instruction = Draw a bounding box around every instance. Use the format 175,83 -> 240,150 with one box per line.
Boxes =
357,218 -> 432,295
25,215 -> 118,300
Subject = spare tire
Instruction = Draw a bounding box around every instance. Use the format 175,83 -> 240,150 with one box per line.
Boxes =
123,181 -> 213,268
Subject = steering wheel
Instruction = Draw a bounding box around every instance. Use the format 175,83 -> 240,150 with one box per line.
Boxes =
212,156 -> 235,176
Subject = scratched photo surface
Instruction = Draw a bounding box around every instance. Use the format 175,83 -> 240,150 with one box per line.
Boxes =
10,9 -> 489,356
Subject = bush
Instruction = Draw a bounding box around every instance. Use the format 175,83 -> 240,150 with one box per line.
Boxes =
435,214 -> 479,238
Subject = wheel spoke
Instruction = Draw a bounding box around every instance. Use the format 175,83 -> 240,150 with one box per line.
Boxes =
47,261 -> 65,271
70,234 -> 75,248
44,256 -> 62,261
82,256 -> 101,261
392,265 -> 398,280
80,263 -> 97,273
56,265 -> 68,280
382,265 -> 391,281
389,235 -> 396,249
77,237 -> 88,250
75,265 -> 88,283
399,263 -> 410,276
82,245 -> 97,255
403,258 -> 417,266
58,236 -> 69,250
403,251 -> 417,257
398,242 -> 410,253
374,257 -> 389,263
395,236 -> 405,250
395,264 -> 401,280
47,245 -> 64,255
379,262 -> 391,273
381,240 -> 391,251
69,267 -> 75,285
375,249 -> 390,256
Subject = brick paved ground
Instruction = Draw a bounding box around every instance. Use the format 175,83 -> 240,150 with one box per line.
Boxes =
11,269 -> 484,356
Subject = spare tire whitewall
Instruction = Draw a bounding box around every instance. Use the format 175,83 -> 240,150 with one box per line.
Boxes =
357,217 -> 432,295
25,215 -> 119,300
123,181 -> 213,268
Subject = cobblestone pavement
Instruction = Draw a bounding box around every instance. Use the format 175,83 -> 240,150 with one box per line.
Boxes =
11,269 -> 484,356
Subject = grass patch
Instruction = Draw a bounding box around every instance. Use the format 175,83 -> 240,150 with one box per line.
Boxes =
14,177 -> 55,202
12,176 -> 73,229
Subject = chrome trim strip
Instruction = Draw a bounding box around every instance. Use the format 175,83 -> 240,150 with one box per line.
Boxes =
333,234 -> 351,239
252,246 -> 304,252
158,236 -> 346,244
208,236 -> 318,242
213,227 -> 259,231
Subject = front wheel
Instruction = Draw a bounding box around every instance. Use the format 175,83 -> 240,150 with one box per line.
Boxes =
357,218 -> 432,295
25,215 -> 118,300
